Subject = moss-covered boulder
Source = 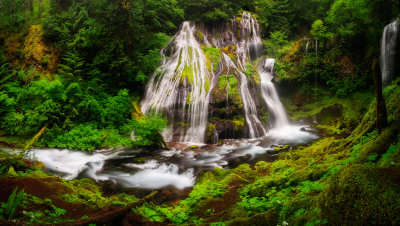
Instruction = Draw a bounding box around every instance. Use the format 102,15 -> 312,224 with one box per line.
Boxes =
319,164 -> 400,225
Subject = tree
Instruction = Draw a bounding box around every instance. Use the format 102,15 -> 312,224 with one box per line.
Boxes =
269,31 -> 288,50
310,19 -> 327,41
372,58 -> 387,133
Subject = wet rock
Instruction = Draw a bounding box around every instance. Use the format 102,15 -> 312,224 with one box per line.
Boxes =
268,144 -> 291,153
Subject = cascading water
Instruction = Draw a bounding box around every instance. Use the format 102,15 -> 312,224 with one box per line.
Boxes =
259,58 -> 289,128
222,53 -> 267,138
381,20 -> 398,87
141,22 -> 212,143
305,41 -> 310,54
142,12 -> 270,141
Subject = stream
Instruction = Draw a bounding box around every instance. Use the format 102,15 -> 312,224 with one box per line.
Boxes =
4,124 -> 319,196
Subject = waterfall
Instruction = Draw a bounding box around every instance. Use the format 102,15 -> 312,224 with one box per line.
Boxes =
141,22 -> 212,143
381,20 -> 398,87
223,53 -> 267,138
141,12 -> 277,142
259,59 -> 289,128
305,41 -> 309,54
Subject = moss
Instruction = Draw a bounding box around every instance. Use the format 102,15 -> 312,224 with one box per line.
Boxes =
206,123 -> 216,139
273,145 -> 290,152
319,165 -> 400,225
195,29 -> 204,42
259,108 -> 269,124
202,46 -> 221,73
186,92 -> 192,105
354,120 -> 400,163
216,74 -> 243,108
227,210 -> 278,226
22,24 -> 59,76
243,62 -> 260,85
232,116 -> 245,131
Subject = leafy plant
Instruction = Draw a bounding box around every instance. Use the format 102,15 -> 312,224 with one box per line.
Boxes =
0,187 -> 25,219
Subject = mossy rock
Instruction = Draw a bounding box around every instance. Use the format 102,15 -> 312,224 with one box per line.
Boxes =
355,120 -> 400,163
319,164 -> 400,225
22,24 -> 60,76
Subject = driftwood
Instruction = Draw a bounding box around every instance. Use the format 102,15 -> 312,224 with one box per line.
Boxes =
19,124 -> 47,157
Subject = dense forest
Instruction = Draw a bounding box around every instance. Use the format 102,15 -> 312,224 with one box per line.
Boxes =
0,0 -> 399,225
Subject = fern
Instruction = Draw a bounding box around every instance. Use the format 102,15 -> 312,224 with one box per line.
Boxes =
1,187 -> 25,219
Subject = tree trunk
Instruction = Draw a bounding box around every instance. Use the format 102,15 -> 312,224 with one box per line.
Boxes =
19,124 -> 47,157
372,58 -> 388,133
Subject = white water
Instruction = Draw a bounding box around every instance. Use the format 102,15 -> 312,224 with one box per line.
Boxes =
259,58 -> 289,128
26,149 -> 196,190
235,11 -> 263,69
26,149 -> 111,180
17,122 -> 318,191
141,12 -> 274,142
381,20 -> 398,87
116,164 -> 195,190
305,41 -> 310,54
141,21 -> 212,143
223,53 -> 267,138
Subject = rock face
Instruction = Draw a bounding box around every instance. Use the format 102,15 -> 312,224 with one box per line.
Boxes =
141,12 -> 273,143
4,24 -> 60,77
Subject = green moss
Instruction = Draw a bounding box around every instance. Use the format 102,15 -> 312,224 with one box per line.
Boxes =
186,92 -> 192,105
319,165 -> 400,225
195,29 -> 204,42
232,116 -> 245,131
243,63 -> 260,85
259,108 -> 269,124
202,46 -> 221,73
207,123 -> 216,139
216,74 -> 243,108
273,145 -> 290,152
378,135 -> 400,167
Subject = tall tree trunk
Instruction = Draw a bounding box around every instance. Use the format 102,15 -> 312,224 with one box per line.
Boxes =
372,58 -> 388,133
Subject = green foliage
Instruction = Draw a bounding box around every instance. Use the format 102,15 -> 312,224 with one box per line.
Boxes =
0,0 -> 28,30
319,165 -> 400,225
326,0 -> 372,40
379,135 -> 400,167
45,123 -> 103,151
255,0 -> 292,36
217,75 -> 243,108
0,187 -> 25,220
202,46 -> 221,72
310,19 -> 331,41
179,0 -> 255,23
269,31 -> 288,50
57,51 -> 85,79
131,115 -> 168,147
0,52 -> 12,84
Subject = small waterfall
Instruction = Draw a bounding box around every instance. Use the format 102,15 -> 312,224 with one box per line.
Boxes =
305,41 -> 309,54
381,20 -> 398,87
234,12 -> 263,69
223,53 -> 267,138
259,59 -> 289,128
141,22 -> 212,143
